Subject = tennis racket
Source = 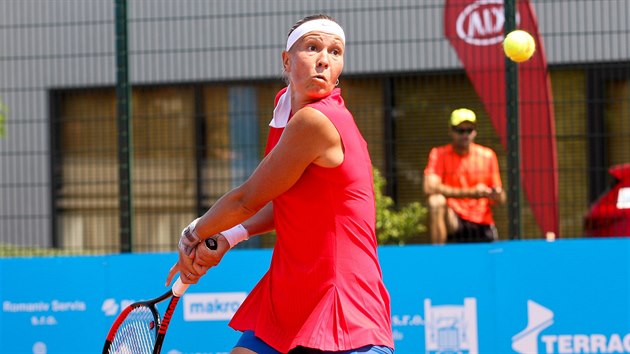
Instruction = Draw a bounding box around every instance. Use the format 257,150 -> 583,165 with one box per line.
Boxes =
103,237 -> 217,354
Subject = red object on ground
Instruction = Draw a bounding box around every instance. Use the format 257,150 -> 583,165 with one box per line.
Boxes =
584,163 -> 630,237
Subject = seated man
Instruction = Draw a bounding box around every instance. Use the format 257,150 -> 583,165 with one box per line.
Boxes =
423,108 -> 506,244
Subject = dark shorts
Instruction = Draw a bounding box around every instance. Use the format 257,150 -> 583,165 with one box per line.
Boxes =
235,330 -> 394,354
448,215 -> 498,243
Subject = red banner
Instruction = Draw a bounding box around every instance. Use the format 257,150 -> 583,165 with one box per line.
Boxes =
444,0 -> 559,236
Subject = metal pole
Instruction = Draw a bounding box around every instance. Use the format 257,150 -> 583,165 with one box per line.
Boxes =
115,0 -> 133,252
383,78 -> 397,200
505,0 -> 521,239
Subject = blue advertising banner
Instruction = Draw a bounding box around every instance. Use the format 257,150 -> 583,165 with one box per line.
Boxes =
493,240 -> 630,354
1,238 -> 629,353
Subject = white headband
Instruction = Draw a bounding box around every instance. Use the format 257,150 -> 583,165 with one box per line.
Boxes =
285,19 -> 346,52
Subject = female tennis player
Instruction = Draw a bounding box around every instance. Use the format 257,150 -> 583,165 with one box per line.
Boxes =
166,14 -> 395,354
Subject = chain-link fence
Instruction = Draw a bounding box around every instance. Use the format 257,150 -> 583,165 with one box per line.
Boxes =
1,0 -> 629,256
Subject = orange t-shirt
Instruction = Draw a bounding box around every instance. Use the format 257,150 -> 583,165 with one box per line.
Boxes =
424,143 -> 502,225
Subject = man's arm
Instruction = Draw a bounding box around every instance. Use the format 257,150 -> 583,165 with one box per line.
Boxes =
423,173 -> 442,195
424,173 -> 492,198
489,151 -> 507,204
489,187 -> 507,204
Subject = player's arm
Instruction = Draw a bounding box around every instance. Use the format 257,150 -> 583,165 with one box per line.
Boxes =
208,202 -> 275,250
168,107 -> 340,284
191,202 -> 274,272
193,106 -> 340,236
241,202 -> 275,236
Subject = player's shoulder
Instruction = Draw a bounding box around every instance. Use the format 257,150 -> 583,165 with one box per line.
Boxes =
284,107 -> 338,145
290,106 -> 329,126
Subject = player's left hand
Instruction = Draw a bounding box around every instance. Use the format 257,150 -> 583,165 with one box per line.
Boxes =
192,234 -> 230,273
166,248 -> 202,286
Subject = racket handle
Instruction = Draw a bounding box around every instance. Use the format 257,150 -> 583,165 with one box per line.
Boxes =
171,238 -> 217,297
172,238 -> 215,297
172,277 -> 190,297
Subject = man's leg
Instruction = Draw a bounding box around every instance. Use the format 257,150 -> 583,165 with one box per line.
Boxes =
445,207 -> 461,236
428,194 -> 461,244
427,194 -> 448,244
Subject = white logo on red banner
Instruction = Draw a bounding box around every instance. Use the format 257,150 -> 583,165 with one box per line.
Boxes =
455,0 -> 520,46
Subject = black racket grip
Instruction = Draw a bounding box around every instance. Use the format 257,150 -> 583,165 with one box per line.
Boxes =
204,237 -> 218,250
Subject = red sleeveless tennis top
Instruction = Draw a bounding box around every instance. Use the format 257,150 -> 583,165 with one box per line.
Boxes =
229,88 -> 394,352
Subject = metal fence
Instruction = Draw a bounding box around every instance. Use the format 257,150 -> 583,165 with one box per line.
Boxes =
1,0 -> 629,256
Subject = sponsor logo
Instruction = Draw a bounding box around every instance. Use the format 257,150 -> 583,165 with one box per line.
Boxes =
512,300 -> 554,353
101,298 -> 136,316
513,300 -> 630,353
183,292 -> 247,321
391,312 -> 424,341
424,297 -> 479,354
618,187 -> 630,209
101,298 -> 119,316
33,342 -> 48,354
455,0 -> 521,46
32,341 -> 47,354
2,300 -> 86,313
31,315 -> 57,326
1,299 -> 82,327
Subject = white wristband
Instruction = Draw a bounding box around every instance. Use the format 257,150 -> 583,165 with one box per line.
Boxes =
220,224 -> 249,248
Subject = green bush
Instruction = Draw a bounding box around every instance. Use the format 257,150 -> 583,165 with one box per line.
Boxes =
374,167 -> 427,245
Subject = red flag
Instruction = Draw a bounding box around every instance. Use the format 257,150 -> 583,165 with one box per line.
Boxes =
444,0 -> 559,237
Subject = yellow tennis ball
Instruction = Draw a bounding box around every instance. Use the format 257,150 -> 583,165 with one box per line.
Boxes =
503,30 -> 536,63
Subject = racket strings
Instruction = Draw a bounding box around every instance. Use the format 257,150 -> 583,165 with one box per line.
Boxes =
108,306 -> 158,354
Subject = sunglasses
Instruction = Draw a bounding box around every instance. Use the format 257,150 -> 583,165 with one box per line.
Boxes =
452,127 -> 475,134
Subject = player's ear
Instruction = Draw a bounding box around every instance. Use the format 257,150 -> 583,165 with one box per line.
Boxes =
282,51 -> 290,72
